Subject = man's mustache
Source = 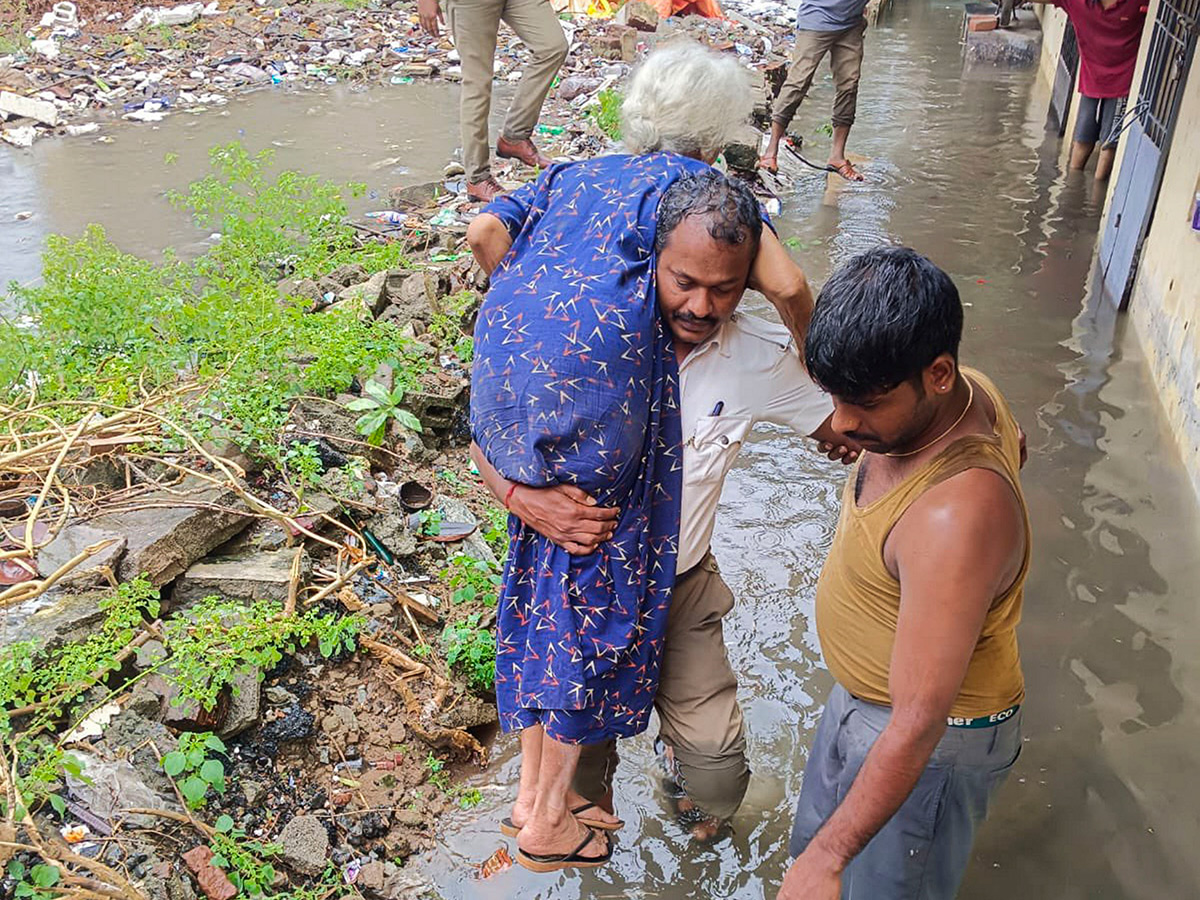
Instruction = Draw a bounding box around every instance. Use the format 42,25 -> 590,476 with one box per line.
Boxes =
672,311 -> 718,327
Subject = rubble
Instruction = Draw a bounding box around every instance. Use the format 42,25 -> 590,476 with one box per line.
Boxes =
173,548 -> 309,609
87,479 -> 253,585
277,814 -> 329,876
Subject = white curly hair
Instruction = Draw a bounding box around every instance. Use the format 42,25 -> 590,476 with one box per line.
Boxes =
621,40 -> 754,160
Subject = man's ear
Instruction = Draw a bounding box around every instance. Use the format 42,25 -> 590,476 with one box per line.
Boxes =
924,353 -> 958,394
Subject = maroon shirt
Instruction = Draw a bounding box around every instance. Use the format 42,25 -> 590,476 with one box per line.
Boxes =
1054,0 -> 1148,98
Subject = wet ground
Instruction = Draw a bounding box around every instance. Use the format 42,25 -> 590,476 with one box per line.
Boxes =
4,0 -> 1200,896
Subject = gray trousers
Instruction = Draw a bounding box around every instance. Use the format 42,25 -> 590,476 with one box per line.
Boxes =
790,684 -> 1021,899
445,0 -> 568,181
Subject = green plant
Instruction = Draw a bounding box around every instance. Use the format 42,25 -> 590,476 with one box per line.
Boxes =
346,379 -> 423,446
162,596 -> 360,712
442,553 -> 500,607
162,732 -> 227,809
456,787 -> 483,809
282,440 -> 325,499
590,89 -> 623,141
416,508 -> 444,537
481,506 -> 510,564
441,614 -> 496,690
816,122 -> 834,138
424,752 -> 449,791
437,469 -> 469,496
209,819 -> 282,897
7,862 -> 60,900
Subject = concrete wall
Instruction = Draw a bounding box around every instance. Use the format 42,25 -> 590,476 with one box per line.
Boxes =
1031,3 -> 1083,159
1124,57 -> 1200,497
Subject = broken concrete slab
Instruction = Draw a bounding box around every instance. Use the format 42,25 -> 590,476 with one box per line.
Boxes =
87,479 -> 253,586
277,815 -> 329,876
331,269 -> 389,318
963,5 -> 1040,69
0,90 -> 59,126
615,0 -> 659,31
36,523 -> 127,589
173,548 -> 309,609
9,589 -> 108,655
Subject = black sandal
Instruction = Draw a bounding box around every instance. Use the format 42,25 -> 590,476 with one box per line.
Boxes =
516,827 -> 612,872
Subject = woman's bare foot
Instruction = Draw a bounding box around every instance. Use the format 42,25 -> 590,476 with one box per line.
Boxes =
509,789 -> 619,831
519,810 -> 610,860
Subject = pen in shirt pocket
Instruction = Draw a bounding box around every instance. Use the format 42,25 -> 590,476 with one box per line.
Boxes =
710,401 -> 724,416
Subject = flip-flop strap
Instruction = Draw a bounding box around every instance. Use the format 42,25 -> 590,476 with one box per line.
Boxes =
570,802 -> 597,816
522,827 -> 603,863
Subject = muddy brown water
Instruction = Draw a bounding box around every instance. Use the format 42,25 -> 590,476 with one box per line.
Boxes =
4,0 -> 1200,896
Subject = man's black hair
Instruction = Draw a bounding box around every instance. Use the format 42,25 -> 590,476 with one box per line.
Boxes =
655,169 -> 763,254
804,247 -> 963,400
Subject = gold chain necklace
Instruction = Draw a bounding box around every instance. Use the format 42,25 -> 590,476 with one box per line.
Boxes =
884,379 -> 975,458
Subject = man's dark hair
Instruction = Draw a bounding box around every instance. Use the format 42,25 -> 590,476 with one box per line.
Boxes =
655,169 -> 763,254
805,247 -> 963,400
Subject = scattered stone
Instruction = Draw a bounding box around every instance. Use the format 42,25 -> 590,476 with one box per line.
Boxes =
615,0 -> 659,31
0,91 -> 59,126
173,549 -> 308,609
264,685 -> 298,706
277,815 -> 329,876
181,845 -> 237,900
435,497 -> 493,566
241,780 -> 267,807
36,524 -> 127,589
334,269 -> 390,318
218,670 -> 262,739
16,588 -> 110,656
88,479 -> 253,586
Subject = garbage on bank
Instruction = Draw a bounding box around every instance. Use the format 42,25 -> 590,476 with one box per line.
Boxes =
0,0 -> 801,150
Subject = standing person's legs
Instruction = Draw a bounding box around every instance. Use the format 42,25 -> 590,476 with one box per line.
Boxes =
1094,95 -> 1126,181
518,733 -> 611,867
655,554 -> 749,841
760,30 -> 835,170
445,0 -> 503,185
790,687 -> 1022,899
828,18 -> 866,179
1071,93 -> 1102,171
498,0 -> 568,146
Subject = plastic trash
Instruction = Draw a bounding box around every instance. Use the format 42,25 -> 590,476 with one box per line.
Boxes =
390,76 -> 414,85
428,208 -> 459,227
365,210 -> 407,225
537,124 -> 565,135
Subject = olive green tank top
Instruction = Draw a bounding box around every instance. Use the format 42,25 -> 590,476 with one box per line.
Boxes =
815,367 -> 1030,718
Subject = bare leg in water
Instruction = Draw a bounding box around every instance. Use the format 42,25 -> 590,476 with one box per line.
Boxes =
829,123 -> 864,180
510,727 -> 620,842
517,735 -> 614,859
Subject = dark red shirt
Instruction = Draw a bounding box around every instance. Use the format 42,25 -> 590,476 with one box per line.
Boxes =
1054,0 -> 1148,98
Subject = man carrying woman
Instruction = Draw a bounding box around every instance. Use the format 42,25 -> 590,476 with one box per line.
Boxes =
467,42 -> 815,871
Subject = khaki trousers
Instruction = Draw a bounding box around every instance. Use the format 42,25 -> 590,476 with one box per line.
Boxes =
771,19 -> 867,130
574,553 -> 750,820
445,0 -> 568,182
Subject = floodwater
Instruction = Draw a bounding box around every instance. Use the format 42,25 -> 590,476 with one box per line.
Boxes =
5,0 -> 1200,896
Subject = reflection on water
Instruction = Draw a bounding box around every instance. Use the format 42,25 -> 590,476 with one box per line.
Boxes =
3,1 -> 1199,895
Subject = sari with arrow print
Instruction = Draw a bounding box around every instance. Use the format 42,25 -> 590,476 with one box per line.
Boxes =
471,152 -> 709,743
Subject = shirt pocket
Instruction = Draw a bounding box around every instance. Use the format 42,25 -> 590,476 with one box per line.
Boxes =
689,415 -> 752,485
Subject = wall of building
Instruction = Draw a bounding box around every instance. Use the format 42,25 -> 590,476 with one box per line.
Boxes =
1031,3 -> 1083,161
1124,58 -> 1200,497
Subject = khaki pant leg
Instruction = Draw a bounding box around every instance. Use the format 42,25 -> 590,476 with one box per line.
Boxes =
829,19 -> 866,128
655,554 -> 749,821
771,29 -> 836,128
573,739 -> 618,805
446,0 -> 503,181
498,0 -> 568,141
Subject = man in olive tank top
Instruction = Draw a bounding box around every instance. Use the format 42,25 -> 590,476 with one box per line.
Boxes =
778,247 -> 1030,900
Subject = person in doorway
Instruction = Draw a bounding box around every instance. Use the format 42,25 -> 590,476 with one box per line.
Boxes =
472,183 -> 858,843
757,0 -> 870,181
466,43 -> 816,871
1029,0 -> 1147,179
778,247 -> 1030,900
418,0 -> 567,202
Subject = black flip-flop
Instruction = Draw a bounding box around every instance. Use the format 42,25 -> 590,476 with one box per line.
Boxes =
516,827 -> 612,872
